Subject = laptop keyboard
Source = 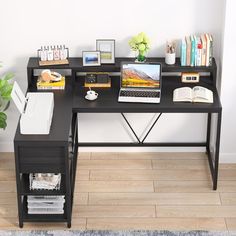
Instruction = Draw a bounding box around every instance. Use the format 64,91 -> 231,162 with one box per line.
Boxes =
120,90 -> 160,98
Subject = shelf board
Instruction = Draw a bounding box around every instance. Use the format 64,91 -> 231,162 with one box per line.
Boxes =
22,193 -> 70,223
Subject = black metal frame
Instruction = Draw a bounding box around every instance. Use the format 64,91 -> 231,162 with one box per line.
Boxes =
77,111 -> 222,190
14,57 -> 222,229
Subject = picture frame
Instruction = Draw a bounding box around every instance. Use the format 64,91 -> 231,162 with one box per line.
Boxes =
96,39 -> 115,64
82,51 -> 101,67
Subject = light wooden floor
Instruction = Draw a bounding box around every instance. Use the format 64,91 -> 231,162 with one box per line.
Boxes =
1,152 -> 236,231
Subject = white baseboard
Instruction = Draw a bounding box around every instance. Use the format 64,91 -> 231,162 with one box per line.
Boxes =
0,142 -> 14,152
219,153 -> 236,163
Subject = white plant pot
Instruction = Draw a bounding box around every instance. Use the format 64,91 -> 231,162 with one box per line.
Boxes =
165,53 -> 176,65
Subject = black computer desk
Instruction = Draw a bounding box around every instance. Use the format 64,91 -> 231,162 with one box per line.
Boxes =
73,74 -> 222,190
13,57 -> 222,227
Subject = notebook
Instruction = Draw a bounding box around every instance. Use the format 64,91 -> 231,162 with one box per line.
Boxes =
118,62 -> 162,103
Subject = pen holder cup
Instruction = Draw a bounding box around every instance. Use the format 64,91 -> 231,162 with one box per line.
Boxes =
165,53 -> 176,65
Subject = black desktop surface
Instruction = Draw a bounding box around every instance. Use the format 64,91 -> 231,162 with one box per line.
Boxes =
72,76 -> 222,113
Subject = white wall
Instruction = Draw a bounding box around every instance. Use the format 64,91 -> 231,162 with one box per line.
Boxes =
0,0 -> 226,154
219,0 -> 236,163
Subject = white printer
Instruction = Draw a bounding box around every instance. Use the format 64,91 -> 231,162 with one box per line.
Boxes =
11,82 -> 54,135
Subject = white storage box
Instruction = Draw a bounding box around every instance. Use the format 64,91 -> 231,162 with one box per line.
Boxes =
11,82 -> 54,134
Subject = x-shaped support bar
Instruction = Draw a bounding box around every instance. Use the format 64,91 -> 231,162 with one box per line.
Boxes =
121,113 -> 163,143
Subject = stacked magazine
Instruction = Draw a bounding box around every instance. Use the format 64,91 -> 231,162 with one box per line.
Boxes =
27,195 -> 65,214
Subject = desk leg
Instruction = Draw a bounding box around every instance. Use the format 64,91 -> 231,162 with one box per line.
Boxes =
206,113 -> 212,154
206,112 -> 222,190
213,111 -> 222,190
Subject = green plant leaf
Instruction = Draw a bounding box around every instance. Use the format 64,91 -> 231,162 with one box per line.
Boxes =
1,84 -> 13,100
0,112 -> 7,129
2,72 -> 14,81
0,74 -> 13,100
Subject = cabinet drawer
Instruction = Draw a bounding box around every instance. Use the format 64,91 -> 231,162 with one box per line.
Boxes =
18,146 -> 66,173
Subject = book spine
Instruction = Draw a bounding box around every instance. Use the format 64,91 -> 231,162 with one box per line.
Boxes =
194,35 -> 198,66
180,38 -> 187,66
37,86 -> 65,90
205,33 -> 210,66
196,36 -> 202,66
209,34 -> 213,66
201,34 -> 207,66
190,35 -> 195,67
186,36 -> 191,66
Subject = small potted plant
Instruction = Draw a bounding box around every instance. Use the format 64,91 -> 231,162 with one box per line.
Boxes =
0,65 -> 14,129
129,32 -> 150,62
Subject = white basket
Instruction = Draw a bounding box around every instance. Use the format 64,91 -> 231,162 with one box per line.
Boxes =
27,195 -> 65,202
29,173 -> 61,190
28,207 -> 64,214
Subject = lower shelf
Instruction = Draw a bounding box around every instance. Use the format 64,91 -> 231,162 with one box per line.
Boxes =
23,213 -> 67,222
22,196 -> 68,222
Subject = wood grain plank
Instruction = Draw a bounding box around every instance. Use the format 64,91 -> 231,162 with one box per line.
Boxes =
73,205 -> 156,218
24,218 -> 86,230
0,217 -> 18,229
152,159 -> 208,170
218,181 -> 236,193
220,164 -> 236,170
75,181 -> 154,193
78,152 -> 91,160
91,152 -> 119,159
87,217 -> 227,230
77,160 -> 152,170
73,193 -> 89,205
225,218 -> 236,231
91,152 -> 207,160
89,192 -> 221,205
0,154 -> 15,170
154,181 -> 213,192
90,169 -> 211,181
0,193 -> 17,205
156,206 -> 236,217
220,193 -> 236,205
219,169 -> 236,180
0,181 -> 16,193
0,205 -> 18,218
75,170 -> 90,181
0,170 -> 15,181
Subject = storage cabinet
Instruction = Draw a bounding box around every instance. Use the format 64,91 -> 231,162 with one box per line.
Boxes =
14,61 -> 78,228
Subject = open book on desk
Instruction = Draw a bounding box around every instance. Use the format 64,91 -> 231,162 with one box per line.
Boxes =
173,86 -> 213,103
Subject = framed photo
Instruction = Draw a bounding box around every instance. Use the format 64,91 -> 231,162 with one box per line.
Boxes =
96,39 -> 115,64
82,51 -> 101,66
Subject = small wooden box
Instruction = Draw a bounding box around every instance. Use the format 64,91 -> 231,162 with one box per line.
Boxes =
181,72 -> 200,83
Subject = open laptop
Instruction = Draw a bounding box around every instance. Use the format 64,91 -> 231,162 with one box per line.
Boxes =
118,62 -> 162,103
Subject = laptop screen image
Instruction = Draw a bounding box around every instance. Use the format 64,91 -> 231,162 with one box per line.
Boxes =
121,63 -> 161,89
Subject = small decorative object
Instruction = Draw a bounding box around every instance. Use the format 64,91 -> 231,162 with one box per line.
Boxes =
37,70 -> 65,90
82,51 -> 101,66
0,64 -> 14,129
129,32 -> 150,62
37,45 -> 69,66
85,88 -> 98,101
181,72 -> 200,83
84,73 -> 111,88
96,39 -> 115,64
165,41 -> 176,65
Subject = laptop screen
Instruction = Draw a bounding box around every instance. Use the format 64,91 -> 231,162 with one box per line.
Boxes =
121,62 -> 161,89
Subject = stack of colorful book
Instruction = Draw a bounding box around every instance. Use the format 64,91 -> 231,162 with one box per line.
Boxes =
37,76 -> 65,90
180,34 -> 213,67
